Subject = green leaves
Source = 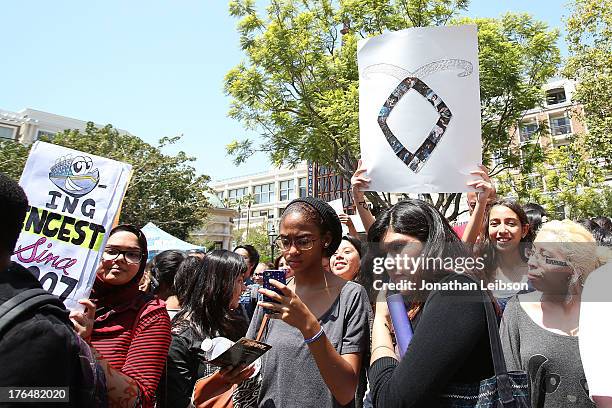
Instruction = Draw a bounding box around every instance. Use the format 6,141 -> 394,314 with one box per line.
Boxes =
0,139 -> 30,180
0,123 -> 211,240
497,134 -> 610,219
564,0 -> 612,171
224,0 -> 563,218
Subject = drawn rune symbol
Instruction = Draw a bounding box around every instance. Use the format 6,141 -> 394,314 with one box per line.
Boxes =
363,59 -> 473,173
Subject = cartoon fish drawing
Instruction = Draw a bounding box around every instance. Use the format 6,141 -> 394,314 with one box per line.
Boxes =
49,155 -> 100,197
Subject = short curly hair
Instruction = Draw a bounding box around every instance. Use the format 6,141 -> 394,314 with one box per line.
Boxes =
0,172 -> 29,255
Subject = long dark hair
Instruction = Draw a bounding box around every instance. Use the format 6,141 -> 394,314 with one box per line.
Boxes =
366,199 -> 473,306
477,200 -> 533,281
523,202 -> 547,236
233,244 -> 260,276
339,235 -> 368,286
174,255 -> 203,305
151,250 -> 187,297
173,250 -> 246,341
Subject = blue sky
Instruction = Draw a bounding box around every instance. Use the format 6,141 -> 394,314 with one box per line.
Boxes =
2,0 -> 570,182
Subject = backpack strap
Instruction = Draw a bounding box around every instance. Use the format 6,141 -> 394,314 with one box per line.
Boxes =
0,288 -> 65,335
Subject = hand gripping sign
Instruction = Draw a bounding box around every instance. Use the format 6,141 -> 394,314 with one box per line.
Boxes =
12,142 -> 132,310
358,25 -> 482,193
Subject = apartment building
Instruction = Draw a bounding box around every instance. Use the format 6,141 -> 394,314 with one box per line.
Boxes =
210,163 -> 309,234
515,79 -> 585,148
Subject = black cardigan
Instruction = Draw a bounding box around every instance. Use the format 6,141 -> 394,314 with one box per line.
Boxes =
369,273 -> 494,408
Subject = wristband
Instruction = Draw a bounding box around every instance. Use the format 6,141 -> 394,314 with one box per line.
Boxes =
304,326 -> 325,344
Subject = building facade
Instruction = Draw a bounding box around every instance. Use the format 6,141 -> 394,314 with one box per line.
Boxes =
190,193 -> 236,250
210,163 -> 309,235
515,79 -> 585,149
0,107 -> 131,143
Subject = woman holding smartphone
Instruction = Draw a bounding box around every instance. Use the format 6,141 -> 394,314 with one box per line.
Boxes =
246,197 -> 372,408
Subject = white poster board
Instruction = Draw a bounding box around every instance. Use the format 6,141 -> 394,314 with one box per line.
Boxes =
328,199 -> 349,236
12,142 -> 132,310
358,25 -> 482,192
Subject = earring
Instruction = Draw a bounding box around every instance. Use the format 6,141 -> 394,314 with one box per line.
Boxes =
324,243 -> 329,247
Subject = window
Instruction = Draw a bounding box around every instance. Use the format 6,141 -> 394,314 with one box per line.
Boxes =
519,122 -> 538,143
254,183 -> 274,204
36,130 -> 56,140
279,179 -> 295,201
251,210 -> 268,218
278,207 -> 285,218
546,88 -> 566,105
0,125 -> 17,140
550,116 -> 571,136
228,187 -> 248,203
216,191 -> 224,200
299,177 -> 308,197
214,241 -> 223,250
491,150 -> 503,167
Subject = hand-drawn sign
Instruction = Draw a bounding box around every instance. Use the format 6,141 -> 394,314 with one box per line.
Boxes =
362,59 -> 472,173
49,155 -> 100,197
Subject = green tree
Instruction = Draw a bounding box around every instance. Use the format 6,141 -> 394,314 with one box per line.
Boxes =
0,139 -> 30,179
224,0 -> 559,219
232,223 -> 274,263
496,135 -> 612,219
564,0 -> 612,170
0,123 -> 211,239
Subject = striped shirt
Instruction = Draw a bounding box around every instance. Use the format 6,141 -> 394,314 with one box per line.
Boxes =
91,298 -> 171,407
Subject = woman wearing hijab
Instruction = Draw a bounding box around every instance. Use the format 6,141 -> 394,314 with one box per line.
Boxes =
71,224 -> 172,408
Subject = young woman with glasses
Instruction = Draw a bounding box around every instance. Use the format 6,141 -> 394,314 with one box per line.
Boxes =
70,224 -> 172,408
242,197 -> 372,408
500,220 -> 610,407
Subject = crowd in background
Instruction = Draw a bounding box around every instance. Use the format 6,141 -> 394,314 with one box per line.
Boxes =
1,166 -> 612,408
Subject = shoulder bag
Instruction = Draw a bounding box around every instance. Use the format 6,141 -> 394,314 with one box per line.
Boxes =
437,276 -> 530,407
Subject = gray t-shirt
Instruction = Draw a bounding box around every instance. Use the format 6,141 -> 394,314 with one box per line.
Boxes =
500,297 -> 594,408
246,281 -> 372,408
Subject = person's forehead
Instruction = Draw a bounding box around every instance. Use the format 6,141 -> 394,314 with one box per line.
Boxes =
337,240 -> 356,251
466,192 -> 478,202
381,229 -> 421,247
489,206 -> 519,219
235,248 -> 250,257
107,231 -> 140,248
280,212 -> 320,235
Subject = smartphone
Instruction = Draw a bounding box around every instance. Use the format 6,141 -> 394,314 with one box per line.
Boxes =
262,269 -> 286,314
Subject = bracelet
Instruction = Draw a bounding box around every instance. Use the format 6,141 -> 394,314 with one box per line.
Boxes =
304,326 -> 325,344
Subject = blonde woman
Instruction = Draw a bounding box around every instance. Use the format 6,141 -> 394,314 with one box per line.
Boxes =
500,220 -> 610,408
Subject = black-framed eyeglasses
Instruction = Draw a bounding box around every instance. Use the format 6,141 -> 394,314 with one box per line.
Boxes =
525,247 -> 568,267
275,236 -> 319,252
102,248 -> 142,264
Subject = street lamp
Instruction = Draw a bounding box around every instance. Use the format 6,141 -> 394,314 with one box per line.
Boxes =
268,224 -> 276,262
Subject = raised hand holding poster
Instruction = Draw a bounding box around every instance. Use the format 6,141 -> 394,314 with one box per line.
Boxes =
358,25 -> 482,192
12,141 -> 132,310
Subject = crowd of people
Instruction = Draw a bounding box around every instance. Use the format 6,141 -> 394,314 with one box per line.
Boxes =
1,165 -> 611,407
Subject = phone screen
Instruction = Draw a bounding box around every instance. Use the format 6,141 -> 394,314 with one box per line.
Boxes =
262,269 -> 286,313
